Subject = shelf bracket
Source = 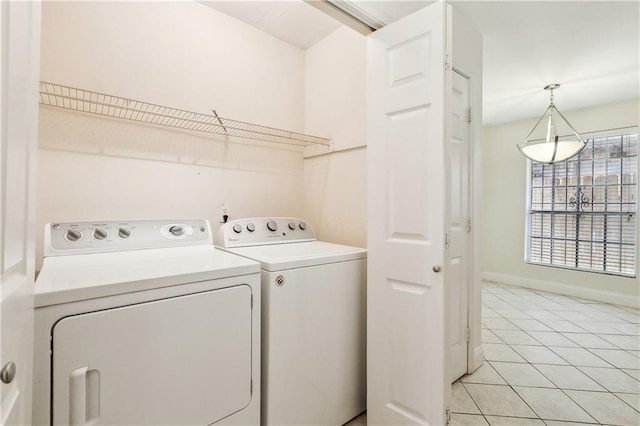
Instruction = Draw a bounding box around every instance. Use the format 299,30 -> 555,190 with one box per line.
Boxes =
211,109 -> 228,134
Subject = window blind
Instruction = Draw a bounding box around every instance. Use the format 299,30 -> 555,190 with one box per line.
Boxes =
527,130 -> 637,276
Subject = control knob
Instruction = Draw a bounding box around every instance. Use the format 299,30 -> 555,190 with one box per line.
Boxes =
246,223 -> 255,232
232,224 -> 243,234
92,228 -> 108,240
288,221 -> 296,230
117,228 -> 132,239
299,222 -> 307,230
267,220 -> 278,232
169,225 -> 184,236
65,229 -> 83,242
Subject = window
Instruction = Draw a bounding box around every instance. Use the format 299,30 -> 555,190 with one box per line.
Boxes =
526,128 -> 638,277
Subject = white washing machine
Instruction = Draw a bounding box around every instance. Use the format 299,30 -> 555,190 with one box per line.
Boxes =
33,219 -> 261,426
215,217 -> 366,426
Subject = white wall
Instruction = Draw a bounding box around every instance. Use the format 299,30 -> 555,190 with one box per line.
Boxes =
482,98 -> 640,306
303,26 -> 367,247
37,1 -> 308,269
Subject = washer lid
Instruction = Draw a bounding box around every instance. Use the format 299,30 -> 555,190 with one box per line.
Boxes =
35,245 -> 259,308
221,241 -> 367,272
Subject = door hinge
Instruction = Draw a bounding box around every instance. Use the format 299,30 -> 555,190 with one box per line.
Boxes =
445,232 -> 451,249
467,327 -> 471,343
467,108 -> 472,123
467,219 -> 472,233
446,407 -> 451,424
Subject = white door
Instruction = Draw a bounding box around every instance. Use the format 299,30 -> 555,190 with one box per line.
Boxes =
0,1 -> 40,425
448,70 -> 471,382
52,286 -> 252,425
367,2 -> 451,424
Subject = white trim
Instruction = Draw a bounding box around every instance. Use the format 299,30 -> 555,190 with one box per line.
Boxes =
470,345 -> 484,374
482,271 -> 640,308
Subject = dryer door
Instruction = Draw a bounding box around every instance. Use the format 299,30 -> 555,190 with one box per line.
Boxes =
52,284 -> 253,425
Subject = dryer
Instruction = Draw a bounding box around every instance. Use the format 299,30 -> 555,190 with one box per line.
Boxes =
33,219 -> 261,426
215,217 -> 366,426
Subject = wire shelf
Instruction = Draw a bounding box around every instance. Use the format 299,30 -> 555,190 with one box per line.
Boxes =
39,81 -> 331,147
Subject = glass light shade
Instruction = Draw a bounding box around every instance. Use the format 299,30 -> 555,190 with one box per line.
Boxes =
518,138 -> 586,163
517,103 -> 586,164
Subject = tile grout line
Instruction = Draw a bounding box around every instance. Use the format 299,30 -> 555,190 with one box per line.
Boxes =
479,283 -> 640,424
457,381 -> 491,425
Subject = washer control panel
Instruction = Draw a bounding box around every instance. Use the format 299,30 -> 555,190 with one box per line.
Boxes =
216,217 -> 315,248
45,219 -> 212,257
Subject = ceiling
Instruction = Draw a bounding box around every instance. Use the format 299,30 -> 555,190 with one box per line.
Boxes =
200,1 -> 639,126
199,1 -> 342,49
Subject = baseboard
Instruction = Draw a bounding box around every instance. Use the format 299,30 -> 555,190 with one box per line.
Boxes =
482,272 -> 640,309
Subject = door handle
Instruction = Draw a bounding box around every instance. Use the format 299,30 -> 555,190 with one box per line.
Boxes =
0,361 -> 16,384
70,367 -> 100,425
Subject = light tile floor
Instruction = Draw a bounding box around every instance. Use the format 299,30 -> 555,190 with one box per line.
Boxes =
345,282 -> 640,426
453,282 -> 640,426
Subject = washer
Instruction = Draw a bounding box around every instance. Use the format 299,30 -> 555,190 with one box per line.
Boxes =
33,219 -> 261,426
215,217 -> 366,426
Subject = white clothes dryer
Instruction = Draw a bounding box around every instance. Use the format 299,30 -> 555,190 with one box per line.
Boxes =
33,219 -> 261,426
215,217 -> 366,426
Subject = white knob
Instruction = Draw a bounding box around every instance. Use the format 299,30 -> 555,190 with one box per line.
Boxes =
288,221 -> 296,230
169,225 -> 184,236
65,229 -> 83,242
267,220 -> 278,232
246,223 -> 255,232
92,229 -> 108,240
232,224 -> 242,234
298,222 -> 307,230
118,228 -> 132,239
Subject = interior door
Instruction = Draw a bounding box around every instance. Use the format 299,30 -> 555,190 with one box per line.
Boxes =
0,2 -> 40,425
367,2 -> 451,424
448,70 -> 471,382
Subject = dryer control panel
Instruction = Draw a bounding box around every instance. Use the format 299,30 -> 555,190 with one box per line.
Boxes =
216,217 -> 315,248
44,219 -> 213,257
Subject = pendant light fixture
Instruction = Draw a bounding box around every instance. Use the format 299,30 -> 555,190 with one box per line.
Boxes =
517,84 -> 586,163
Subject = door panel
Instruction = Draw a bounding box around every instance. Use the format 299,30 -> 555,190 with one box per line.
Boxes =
449,71 -> 471,382
367,2 -> 449,424
53,286 -> 252,425
0,1 -> 40,424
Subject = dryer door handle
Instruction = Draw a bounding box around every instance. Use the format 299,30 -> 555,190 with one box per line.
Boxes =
70,367 -> 101,425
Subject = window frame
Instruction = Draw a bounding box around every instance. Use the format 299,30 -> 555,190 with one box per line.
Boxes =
524,126 -> 638,278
